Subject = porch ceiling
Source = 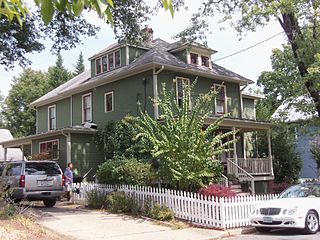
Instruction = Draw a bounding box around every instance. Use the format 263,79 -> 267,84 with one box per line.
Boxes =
0,127 -> 97,148
204,117 -> 272,132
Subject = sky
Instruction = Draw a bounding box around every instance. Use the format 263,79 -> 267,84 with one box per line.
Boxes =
0,0 -> 286,97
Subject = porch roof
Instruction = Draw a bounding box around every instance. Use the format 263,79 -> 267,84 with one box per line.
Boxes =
0,127 -> 97,148
204,117 -> 272,132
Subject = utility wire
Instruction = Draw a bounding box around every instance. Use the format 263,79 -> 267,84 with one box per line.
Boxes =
213,31 -> 285,62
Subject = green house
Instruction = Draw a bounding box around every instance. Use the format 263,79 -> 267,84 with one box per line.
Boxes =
1,35 -> 274,193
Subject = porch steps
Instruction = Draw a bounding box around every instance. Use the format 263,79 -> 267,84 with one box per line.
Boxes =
229,184 -> 251,196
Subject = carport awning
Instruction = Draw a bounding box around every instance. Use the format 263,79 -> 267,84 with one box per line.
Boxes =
0,127 -> 97,148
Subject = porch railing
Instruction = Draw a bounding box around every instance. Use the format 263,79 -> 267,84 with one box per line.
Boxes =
227,158 -> 272,175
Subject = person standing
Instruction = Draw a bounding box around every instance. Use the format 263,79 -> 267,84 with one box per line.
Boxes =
64,162 -> 73,201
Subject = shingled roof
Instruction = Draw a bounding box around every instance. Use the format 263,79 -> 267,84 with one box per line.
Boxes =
30,38 -> 253,108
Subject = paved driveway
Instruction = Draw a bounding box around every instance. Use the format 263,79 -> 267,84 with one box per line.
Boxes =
37,203 -> 224,240
227,229 -> 320,240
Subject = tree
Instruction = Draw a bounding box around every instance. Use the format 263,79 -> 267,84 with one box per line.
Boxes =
74,52 -> 85,76
0,91 -> 4,128
311,136 -> 320,177
2,69 -> 49,137
177,0 -> 320,117
128,82 -> 236,191
47,53 -> 72,90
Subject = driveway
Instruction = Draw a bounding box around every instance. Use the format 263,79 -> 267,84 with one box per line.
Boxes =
227,229 -> 320,240
36,203 -> 225,240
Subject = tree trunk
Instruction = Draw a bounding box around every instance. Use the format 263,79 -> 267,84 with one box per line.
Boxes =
278,13 -> 320,117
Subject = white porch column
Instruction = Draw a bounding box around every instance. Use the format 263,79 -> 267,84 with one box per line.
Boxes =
21,145 -> 24,160
232,127 -> 238,177
267,129 -> 274,176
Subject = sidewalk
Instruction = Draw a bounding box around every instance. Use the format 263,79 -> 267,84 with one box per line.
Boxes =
38,204 -> 228,240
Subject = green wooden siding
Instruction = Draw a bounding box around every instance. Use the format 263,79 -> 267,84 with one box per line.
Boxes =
71,133 -> 104,180
37,106 -> 48,134
243,98 -> 255,120
157,70 -> 241,118
72,70 -> 154,127
129,46 -> 147,63
32,135 -> 67,169
121,47 -> 126,66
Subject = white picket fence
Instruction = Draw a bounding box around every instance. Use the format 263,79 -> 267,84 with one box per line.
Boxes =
71,182 -> 278,229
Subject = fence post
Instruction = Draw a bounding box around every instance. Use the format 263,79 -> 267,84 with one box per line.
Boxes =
220,197 -> 226,230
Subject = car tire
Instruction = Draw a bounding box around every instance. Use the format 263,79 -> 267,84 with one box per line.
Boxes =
43,198 -> 57,208
255,227 -> 271,233
304,210 -> 319,234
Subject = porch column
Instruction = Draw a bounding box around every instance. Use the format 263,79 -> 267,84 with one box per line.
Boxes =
243,132 -> 247,161
232,127 -> 238,177
4,147 -> 7,161
21,145 -> 24,160
267,129 -> 274,176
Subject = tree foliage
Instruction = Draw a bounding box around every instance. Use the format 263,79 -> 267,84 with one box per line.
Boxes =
2,68 -> 49,137
128,82 -> 236,191
73,52 -> 85,76
311,136 -> 320,176
47,53 -> 72,90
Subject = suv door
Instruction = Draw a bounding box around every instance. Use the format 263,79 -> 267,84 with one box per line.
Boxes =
24,162 -> 63,192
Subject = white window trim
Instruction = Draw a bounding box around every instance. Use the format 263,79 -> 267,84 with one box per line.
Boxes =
95,58 -> 102,75
47,105 -> 56,131
175,77 -> 191,108
189,52 -> 199,65
82,93 -> 92,123
214,84 -> 227,115
39,139 -> 60,160
104,91 -> 114,113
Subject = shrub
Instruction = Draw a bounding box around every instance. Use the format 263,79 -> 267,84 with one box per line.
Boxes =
149,204 -> 174,221
199,184 -> 236,198
105,191 -> 131,213
87,189 -> 107,209
97,156 -> 155,185
272,182 -> 292,194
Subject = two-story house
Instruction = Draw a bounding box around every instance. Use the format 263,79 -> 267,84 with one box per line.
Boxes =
1,31 -> 274,193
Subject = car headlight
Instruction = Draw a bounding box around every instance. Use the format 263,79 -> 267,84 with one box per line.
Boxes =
283,207 -> 298,215
282,209 -> 287,215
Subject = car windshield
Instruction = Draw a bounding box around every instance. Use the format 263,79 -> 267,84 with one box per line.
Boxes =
25,162 -> 61,176
279,184 -> 320,198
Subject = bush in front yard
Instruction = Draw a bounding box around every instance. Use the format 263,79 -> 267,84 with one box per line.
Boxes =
149,204 -> 174,221
86,189 -> 108,209
96,156 -> 155,185
199,184 -> 235,198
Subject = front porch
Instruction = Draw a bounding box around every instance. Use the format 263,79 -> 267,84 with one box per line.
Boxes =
206,117 -> 274,194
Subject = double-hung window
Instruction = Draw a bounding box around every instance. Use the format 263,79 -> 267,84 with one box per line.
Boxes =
102,56 -> 108,72
176,77 -> 190,108
82,93 -> 92,122
214,84 -> 227,115
39,140 -> 59,160
201,56 -> 210,67
108,53 -> 114,71
190,53 -> 198,65
104,91 -> 114,112
48,105 -> 56,131
96,58 -> 102,74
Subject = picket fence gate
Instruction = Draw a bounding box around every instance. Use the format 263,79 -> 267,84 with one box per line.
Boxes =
71,182 -> 278,229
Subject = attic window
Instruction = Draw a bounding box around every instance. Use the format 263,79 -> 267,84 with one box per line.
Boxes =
96,58 -> 102,74
108,53 -> 114,71
190,53 -> 198,65
102,56 -> 108,72
115,51 -> 120,68
201,56 -> 209,67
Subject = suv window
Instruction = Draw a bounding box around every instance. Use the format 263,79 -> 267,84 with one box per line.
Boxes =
25,162 -> 61,176
5,163 -> 22,176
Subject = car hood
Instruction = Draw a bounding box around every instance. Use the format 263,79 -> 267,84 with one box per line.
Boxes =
257,197 -> 315,209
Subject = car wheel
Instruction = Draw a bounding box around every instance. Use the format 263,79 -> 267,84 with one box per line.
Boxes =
304,210 -> 319,234
43,198 -> 57,208
255,227 -> 271,233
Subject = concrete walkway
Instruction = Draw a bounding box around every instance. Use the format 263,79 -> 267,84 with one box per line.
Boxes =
37,204 -> 225,240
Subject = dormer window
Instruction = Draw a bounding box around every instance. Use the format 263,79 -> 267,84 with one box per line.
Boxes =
201,56 -> 209,67
102,56 -> 108,72
115,51 -> 120,68
190,53 -> 198,65
108,53 -> 114,71
96,58 -> 102,74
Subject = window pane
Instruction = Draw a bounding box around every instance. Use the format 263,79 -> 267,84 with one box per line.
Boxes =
102,56 -> 108,72
190,53 -> 198,65
215,85 -> 226,114
106,93 -> 113,112
96,58 -> 102,74
40,143 -> 46,153
115,51 -> 120,68
201,56 -> 209,67
25,162 -> 61,175
6,164 -> 22,176
108,53 -> 114,70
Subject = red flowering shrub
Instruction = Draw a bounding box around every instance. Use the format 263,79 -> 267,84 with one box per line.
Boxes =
199,184 -> 236,198
272,182 -> 292,194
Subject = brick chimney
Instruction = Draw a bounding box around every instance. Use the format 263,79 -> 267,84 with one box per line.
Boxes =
143,25 -> 154,42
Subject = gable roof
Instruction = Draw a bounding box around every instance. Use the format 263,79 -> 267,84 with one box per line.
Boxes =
30,38 -> 253,108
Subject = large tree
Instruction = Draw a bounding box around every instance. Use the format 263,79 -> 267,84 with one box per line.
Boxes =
2,69 -> 49,137
47,53 -> 73,90
73,52 -> 85,76
176,0 -> 320,117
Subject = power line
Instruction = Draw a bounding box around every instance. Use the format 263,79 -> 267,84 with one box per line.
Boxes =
213,31 -> 285,62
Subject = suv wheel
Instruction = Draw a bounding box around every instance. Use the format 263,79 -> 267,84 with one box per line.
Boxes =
43,198 -> 57,208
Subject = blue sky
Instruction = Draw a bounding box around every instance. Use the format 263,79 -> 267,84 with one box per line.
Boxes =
0,0 -> 286,96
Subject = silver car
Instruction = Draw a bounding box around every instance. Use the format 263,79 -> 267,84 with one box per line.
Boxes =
0,160 -> 65,207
